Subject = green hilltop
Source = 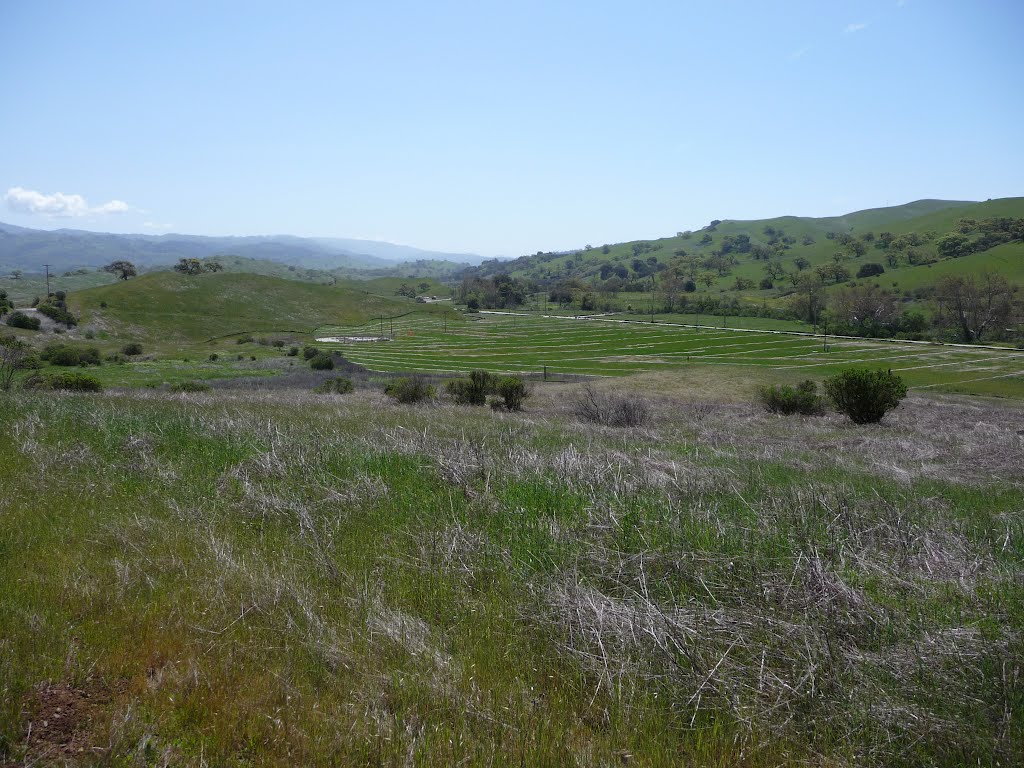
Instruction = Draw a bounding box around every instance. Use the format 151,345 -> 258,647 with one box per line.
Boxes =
473,197 -> 1024,301
68,271 -> 453,342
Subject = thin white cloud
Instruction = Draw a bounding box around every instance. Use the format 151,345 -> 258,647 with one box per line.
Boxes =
845,22 -> 868,33
4,186 -> 132,217
94,199 -> 130,214
788,46 -> 809,60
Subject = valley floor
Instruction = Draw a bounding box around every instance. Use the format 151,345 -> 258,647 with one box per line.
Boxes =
1,380 -> 1022,766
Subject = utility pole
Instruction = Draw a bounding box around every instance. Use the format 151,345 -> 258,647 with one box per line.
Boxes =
43,264 -> 51,297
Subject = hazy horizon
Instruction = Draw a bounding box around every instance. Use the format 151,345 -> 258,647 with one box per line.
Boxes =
2,1 -> 1022,256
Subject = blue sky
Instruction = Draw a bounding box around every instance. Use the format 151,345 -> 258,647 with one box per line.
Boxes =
1,1 -> 1022,256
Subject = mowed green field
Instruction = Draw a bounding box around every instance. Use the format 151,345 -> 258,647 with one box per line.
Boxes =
317,312 -> 1024,398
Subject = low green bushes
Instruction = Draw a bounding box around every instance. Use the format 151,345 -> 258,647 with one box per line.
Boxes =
6,311 -> 41,331
170,381 -> 212,393
303,345 -> 321,360
36,302 -> 78,327
445,370 -> 530,411
310,353 -> 335,370
384,376 -> 435,404
24,372 -> 104,392
824,368 -> 907,424
42,343 -> 102,367
492,376 -> 529,411
758,380 -> 825,416
445,370 -> 499,405
758,370 -> 908,424
314,377 -> 354,395
123,342 -> 143,356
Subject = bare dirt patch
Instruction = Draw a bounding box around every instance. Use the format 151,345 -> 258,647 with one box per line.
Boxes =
15,678 -> 123,766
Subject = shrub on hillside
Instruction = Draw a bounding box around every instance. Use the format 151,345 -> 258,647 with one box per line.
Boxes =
170,381 -> 212,393
445,370 -> 499,405
384,376 -> 435,404
42,343 -> 101,367
24,371 -> 104,392
6,311 -> 40,331
36,303 -> 78,327
310,353 -> 335,370
856,263 -> 885,279
236,334 -> 255,344
824,368 -> 907,424
123,342 -> 143,356
572,385 -> 651,427
287,346 -> 299,357
303,345 -> 320,360
491,376 -> 529,412
758,380 -> 825,416
314,377 -> 354,395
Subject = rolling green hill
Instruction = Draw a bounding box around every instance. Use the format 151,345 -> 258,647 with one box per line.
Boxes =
474,198 -> 1024,298
68,271 -> 455,342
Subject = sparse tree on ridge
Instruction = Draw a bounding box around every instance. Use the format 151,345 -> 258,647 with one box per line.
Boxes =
103,260 -> 138,280
174,258 -> 204,275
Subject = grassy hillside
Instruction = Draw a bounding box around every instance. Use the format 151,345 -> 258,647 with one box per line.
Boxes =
472,197 -> 1024,310
0,269 -> 120,305
69,271 -> 454,342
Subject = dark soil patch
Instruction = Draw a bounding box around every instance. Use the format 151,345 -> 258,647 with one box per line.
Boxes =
16,678 -> 121,765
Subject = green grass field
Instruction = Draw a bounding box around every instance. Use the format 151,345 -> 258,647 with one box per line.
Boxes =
316,312 -> 1024,399
2,381 -> 1021,766
65,272 -> 455,345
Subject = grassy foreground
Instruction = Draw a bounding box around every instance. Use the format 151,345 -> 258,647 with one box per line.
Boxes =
1,383 -> 1022,766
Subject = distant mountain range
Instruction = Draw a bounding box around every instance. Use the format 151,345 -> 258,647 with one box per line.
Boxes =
0,222 -> 491,275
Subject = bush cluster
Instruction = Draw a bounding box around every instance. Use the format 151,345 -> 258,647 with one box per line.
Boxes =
36,301 -> 78,327
24,372 -> 104,392
445,370 -> 499,405
123,342 -> 143,356
236,334 -> 255,345
314,377 -> 354,395
824,368 -> 907,424
384,376 -> 435,404
309,353 -> 335,370
303,345 -> 320,360
491,376 -> 529,411
444,370 -> 530,411
42,343 -> 101,367
170,381 -> 212,393
5,311 -> 40,331
758,380 -> 825,415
